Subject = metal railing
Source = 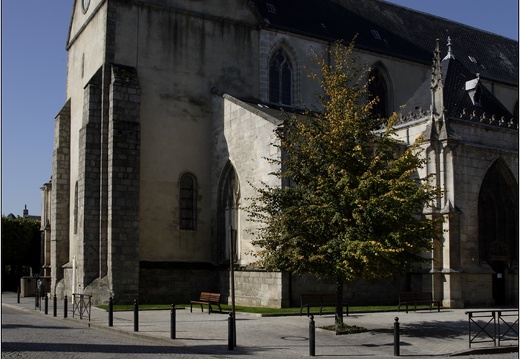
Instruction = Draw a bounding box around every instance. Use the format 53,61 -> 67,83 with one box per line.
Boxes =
466,309 -> 518,348
497,310 -> 519,346
72,293 -> 92,321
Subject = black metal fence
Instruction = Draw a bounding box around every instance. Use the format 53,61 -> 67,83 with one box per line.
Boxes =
72,293 -> 92,321
466,309 -> 518,348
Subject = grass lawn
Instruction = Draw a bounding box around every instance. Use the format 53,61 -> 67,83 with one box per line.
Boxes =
96,303 -> 430,315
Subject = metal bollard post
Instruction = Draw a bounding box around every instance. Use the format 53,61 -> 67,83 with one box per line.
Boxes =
171,304 -> 176,339
228,312 -> 234,350
309,315 -> 316,356
17,286 -> 20,304
394,317 -> 400,356
35,289 -> 39,309
134,299 -> 139,332
44,294 -> 48,315
64,295 -> 68,318
53,294 -> 57,317
108,297 -> 113,327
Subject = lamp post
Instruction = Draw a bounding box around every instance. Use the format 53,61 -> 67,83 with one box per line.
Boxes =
229,225 -> 237,348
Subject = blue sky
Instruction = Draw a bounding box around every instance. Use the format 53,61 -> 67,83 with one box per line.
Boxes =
1,1 -> 518,217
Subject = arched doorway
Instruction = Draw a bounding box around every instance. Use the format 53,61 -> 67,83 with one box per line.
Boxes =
217,162 -> 240,265
478,160 -> 518,305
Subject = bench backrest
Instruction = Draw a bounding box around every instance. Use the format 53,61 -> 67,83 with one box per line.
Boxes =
301,293 -> 341,305
200,292 -> 220,303
399,292 -> 432,301
320,294 -> 337,304
300,293 -> 322,304
416,292 -> 432,301
399,292 -> 418,301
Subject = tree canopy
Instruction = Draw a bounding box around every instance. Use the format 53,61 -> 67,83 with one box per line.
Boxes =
2,216 -> 42,290
246,41 -> 441,325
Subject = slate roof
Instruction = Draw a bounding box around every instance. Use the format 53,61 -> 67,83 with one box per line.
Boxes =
401,56 -> 517,129
250,0 -> 518,86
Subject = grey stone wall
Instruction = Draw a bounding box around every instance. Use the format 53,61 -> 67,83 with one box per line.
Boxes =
221,270 -> 290,308
77,72 -> 103,289
51,101 -> 71,295
290,273 -> 409,307
139,262 -> 219,304
107,64 -> 141,303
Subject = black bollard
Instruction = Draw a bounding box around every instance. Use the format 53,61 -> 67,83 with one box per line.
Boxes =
35,289 -> 39,309
53,294 -> 57,317
171,304 -> 176,339
394,317 -> 400,356
108,297 -> 113,327
17,286 -> 20,304
309,315 -> 316,357
64,295 -> 68,318
44,294 -> 48,315
134,299 -> 139,332
228,312 -> 235,350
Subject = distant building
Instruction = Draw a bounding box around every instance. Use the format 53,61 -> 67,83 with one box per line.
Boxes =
6,205 -> 41,221
43,0 -> 517,307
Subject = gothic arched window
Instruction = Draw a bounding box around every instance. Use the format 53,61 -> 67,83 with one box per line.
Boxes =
180,173 -> 197,230
269,48 -> 292,106
368,67 -> 389,119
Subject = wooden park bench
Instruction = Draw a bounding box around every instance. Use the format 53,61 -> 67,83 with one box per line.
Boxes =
398,291 -> 440,313
300,293 -> 349,317
190,292 -> 222,314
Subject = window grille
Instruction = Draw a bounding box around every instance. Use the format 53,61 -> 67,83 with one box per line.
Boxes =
180,174 -> 197,230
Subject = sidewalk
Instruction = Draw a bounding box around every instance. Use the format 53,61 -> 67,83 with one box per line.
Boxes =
2,292 -> 517,358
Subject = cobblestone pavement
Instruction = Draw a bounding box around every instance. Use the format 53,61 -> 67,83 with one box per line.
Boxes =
1,306 -> 217,359
2,292 -> 518,359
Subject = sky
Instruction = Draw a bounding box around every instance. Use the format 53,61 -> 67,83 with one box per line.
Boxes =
1,1 -> 518,217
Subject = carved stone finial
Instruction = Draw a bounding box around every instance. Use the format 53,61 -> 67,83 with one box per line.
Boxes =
430,39 -> 444,119
443,36 -> 455,60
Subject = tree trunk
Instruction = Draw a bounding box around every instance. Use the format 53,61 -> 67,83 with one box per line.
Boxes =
335,277 -> 344,327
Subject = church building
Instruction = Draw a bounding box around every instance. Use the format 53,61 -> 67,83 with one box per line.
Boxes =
41,0 -> 518,307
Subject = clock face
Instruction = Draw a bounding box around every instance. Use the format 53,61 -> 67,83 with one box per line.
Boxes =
82,0 -> 90,12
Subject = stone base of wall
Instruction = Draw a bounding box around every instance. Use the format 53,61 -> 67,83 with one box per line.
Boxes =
290,273 -> 409,307
220,269 -> 290,308
460,266 -> 494,307
133,264 -> 516,308
508,272 -> 519,304
84,276 -> 112,306
139,261 -> 219,304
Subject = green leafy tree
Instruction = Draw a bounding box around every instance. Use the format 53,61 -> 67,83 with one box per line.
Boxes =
1,216 -> 41,290
247,41 -> 441,329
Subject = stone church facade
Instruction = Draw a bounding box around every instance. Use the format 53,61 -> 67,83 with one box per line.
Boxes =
41,0 -> 518,307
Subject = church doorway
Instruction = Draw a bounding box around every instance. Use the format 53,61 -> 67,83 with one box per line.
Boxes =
491,260 -> 506,305
478,160 -> 518,306
217,162 -> 240,266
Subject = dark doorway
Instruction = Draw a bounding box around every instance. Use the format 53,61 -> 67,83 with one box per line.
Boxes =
491,260 -> 506,305
478,160 -> 518,305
